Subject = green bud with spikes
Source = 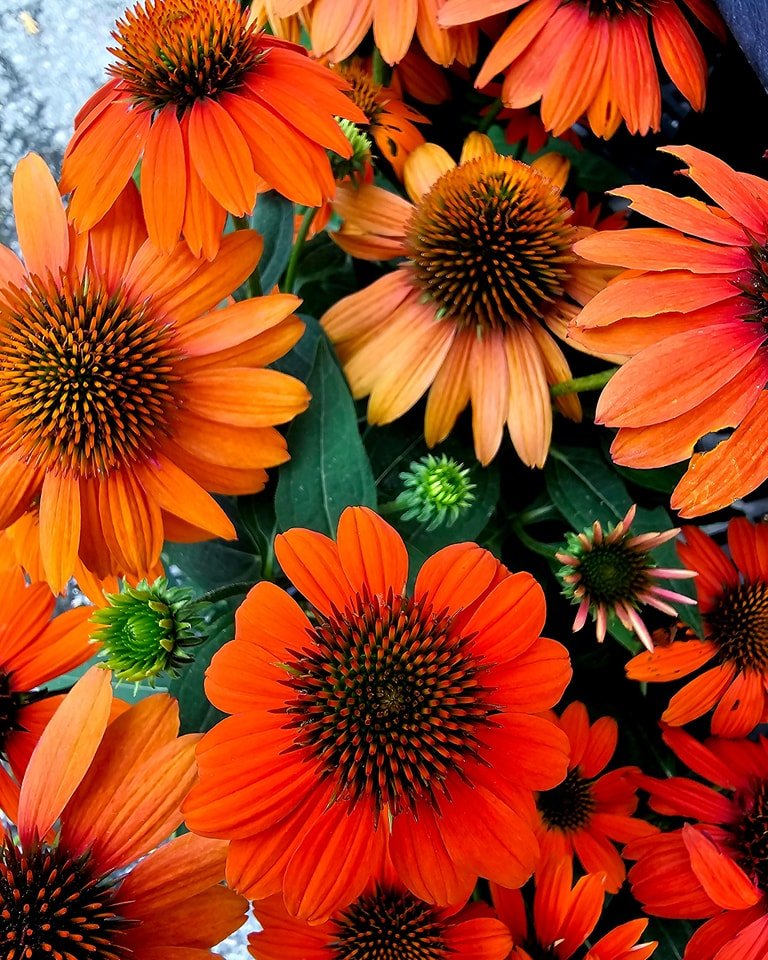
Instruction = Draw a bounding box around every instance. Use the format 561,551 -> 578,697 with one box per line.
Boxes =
90,578 -> 205,685
330,118 -> 373,182
395,454 -> 476,531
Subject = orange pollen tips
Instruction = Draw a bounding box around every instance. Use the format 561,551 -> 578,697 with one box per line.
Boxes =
0,273 -> 181,477
108,0 -> 263,112
537,769 -> 596,832
405,156 -> 576,330
734,780 -> 768,892
283,587 -> 499,819
335,63 -> 383,124
707,580 -> 768,671
0,838 -> 135,960
330,888 -> 448,960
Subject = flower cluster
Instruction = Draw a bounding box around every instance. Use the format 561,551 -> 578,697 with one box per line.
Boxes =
0,0 -> 766,957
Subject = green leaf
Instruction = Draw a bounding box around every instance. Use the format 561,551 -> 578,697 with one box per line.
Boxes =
546,445 -> 633,532
169,599 -> 237,735
251,191 -> 295,291
275,336 -> 377,535
292,234 -> 358,318
614,462 -> 687,494
163,541 -> 259,594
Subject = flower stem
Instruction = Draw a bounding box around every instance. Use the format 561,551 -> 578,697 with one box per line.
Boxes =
511,519 -> 558,560
477,98 -> 503,133
550,366 -> 619,397
196,581 -> 254,605
372,46 -> 387,86
284,206 -> 318,294
233,214 -> 263,298
517,503 -> 562,525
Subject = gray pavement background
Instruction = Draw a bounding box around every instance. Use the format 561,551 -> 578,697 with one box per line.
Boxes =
0,1 -> 256,953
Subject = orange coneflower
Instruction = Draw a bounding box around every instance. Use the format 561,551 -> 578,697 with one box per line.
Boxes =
334,58 -> 428,179
0,155 -> 309,593
534,702 -> 656,893
248,0 -> 307,43
0,667 -> 246,958
60,0 -> 365,258
492,857 -> 657,960
184,506 -> 572,921
322,134 -> 617,467
440,0 -> 723,138
627,726 -> 768,958
249,855 -> 512,960
0,567 -> 92,779
570,147 -> 768,516
627,518 -> 768,738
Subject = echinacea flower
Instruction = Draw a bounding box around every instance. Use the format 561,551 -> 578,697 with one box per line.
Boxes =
323,134 -> 617,467
570,147 -> 768,517
556,505 -> 696,651
439,0 -> 723,138
534,702 -> 657,893
627,518 -> 768,738
249,859 -> 512,960
0,567 -> 92,779
0,155 -> 309,593
60,0 -> 365,258
0,667 -> 246,959
627,725 -> 768,959
90,577 -> 205,684
334,58 -> 428,179
184,506 -> 572,922
492,857 -> 657,960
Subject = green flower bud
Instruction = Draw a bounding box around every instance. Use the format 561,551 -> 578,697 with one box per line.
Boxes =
330,118 -> 373,182
90,578 -> 205,685
395,454 -> 476,531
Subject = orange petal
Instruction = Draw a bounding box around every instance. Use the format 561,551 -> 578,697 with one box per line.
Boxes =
653,1 -> 707,111
13,153 -> 69,278
403,143 -> 455,203
610,14 -> 660,134
505,324 -> 552,467
336,506 -> 408,598
373,0 -> 417,63
188,98 -> 257,216
470,331 -> 510,466
176,295 -> 300,356
662,663 -> 736,726
17,666 -> 112,845
682,826 -> 760,910
424,329 -> 473,446
98,468 -> 164,577
574,228 -> 749,273
608,183 -> 747,244
39,472 -> 81,593
88,179 -> 148,292
184,369 -> 310,427
141,106 -> 187,252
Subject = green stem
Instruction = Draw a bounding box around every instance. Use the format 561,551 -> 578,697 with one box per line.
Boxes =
511,520 -> 558,560
284,206 -> 318,294
377,500 -> 403,517
477,98 -> 503,133
550,366 -> 619,398
233,215 -> 263,298
517,503 -> 561,526
372,46 -> 387,86
196,581 -> 253,605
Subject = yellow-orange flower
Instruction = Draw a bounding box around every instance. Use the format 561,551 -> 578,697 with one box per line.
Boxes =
323,135 -> 617,466
440,0 -> 723,138
0,154 -> 309,593
0,667 -> 246,958
60,0 -> 365,257
272,0 -> 480,66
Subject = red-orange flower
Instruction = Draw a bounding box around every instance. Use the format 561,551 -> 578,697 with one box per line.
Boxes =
0,667 -> 246,958
534,702 -> 656,893
570,147 -> 768,517
323,134 -> 617,467
627,726 -> 768,959
0,568 -> 92,780
335,58 -> 428,179
493,857 -> 657,960
184,506 -> 572,922
440,0 -> 723,138
60,0 -> 365,258
0,154 -> 309,593
250,858 -> 512,960
627,518 -> 768,739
